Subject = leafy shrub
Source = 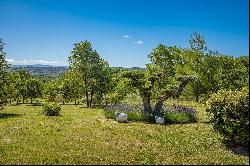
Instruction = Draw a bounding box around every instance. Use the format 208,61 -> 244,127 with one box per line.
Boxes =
127,111 -> 143,121
206,88 -> 249,147
103,104 -> 144,122
162,105 -> 197,124
162,110 -> 197,124
103,104 -> 197,124
42,103 -> 61,116
103,109 -> 116,119
141,112 -> 155,123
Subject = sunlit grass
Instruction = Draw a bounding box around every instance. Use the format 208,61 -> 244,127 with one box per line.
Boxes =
0,103 -> 248,165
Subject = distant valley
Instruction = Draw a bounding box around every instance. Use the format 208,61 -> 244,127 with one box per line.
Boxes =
9,64 -> 146,78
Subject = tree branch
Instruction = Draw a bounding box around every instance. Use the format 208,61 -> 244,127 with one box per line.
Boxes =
158,76 -> 196,102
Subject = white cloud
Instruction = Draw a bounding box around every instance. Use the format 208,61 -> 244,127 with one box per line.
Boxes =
6,58 -> 59,64
6,59 -> 15,62
122,35 -> 131,38
135,40 -> 144,45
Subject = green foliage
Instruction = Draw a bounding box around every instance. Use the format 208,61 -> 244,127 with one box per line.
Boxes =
121,44 -> 196,115
206,88 -> 249,147
162,110 -> 197,124
56,70 -> 84,104
103,104 -> 198,124
43,79 -> 59,102
0,38 -> 8,107
15,70 -> 32,103
104,109 -> 145,122
182,47 -> 249,102
189,32 -> 207,52
42,102 -> 61,116
141,112 -> 155,123
26,78 -> 43,103
68,41 -> 111,107
103,104 -> 144,122
0,71 -> 8,106
103,109 -> 116,119
0,38 -> 7,71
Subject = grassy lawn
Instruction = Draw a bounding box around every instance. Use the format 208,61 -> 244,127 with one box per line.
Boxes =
0,103 -> 248,165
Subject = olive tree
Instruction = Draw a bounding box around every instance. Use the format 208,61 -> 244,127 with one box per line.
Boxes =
122,45 -> 195,116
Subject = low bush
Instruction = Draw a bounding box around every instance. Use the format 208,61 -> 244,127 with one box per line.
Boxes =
103,104 -> 197,124
42,103 -> 61,116
206,87 -> 249,147
103,109 -> 116,119
103,104 -> 144,122
162,110 -> 197,124
162,105 -> 197,124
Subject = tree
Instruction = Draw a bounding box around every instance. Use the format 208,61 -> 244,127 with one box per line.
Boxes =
218,55 -> 249,90
188,32 -> 207,102
122,45 -> 195,116
43,79 -> 59,102
26,78 -> 43,104
4,71 -> 19,103
198,54 -> 222,100
88,60 -> 111,106
0,38 -> 7,71
15,70 -> 31,103
0,38 -> 8,107
68,41 -> 110,107
104,68 -> 134,105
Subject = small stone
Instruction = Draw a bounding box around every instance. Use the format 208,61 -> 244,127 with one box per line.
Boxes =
115,112 -> 128,123
155,116 -> 165,124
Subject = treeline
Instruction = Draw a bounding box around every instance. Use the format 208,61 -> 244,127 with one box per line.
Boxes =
0,33 -> 249,108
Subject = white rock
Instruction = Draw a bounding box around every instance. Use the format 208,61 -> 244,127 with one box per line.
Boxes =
155,116 -> 165,124
115,112 -> 128,123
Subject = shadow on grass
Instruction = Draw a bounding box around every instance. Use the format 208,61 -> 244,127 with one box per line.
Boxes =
223,140 -> 249,157
77,105 -> 104,109
78,106 -> 89,108
197,121 -> 211,124
26,103 -> 43,106
141,121 -> 199,126
107,117 -> 198,126
0,113 -> 22,119
60,103 -> 79,106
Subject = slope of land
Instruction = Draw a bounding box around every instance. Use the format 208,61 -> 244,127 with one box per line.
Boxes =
0,104 -> 248,165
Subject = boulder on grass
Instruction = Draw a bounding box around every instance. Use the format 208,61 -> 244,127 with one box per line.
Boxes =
115,112 -> 128,123
155,116 -> 165,124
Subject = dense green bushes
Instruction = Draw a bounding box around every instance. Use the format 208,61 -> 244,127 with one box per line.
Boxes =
42,103 -> 61,116
162,110 -> 197,124
206,88 -> 249,147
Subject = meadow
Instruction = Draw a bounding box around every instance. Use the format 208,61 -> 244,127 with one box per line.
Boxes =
0,102 -> 248,165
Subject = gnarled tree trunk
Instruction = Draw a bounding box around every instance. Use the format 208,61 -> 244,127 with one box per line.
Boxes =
153,77 -> 195,116
140,93 -> 152,114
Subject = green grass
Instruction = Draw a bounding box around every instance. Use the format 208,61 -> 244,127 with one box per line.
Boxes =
0,103 -> 248,165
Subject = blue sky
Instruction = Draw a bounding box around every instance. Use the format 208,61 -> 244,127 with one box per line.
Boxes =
0,0 -> 249,67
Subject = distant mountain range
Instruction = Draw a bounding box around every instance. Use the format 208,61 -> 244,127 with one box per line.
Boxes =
10,64 -> 145,69
10,64 -> 68,67
9,64 -> 146,77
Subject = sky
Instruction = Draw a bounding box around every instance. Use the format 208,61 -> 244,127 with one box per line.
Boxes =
0,0 -> 249,67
